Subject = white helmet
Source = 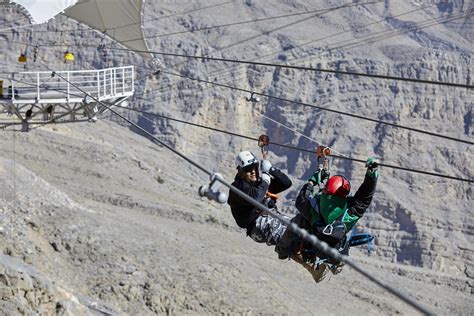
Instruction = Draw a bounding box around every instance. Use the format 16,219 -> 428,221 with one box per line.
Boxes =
235,151 -> 259,170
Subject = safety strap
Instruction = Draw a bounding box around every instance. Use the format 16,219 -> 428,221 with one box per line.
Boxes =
266,191 -> 279,200
310,194 -> 348,234
258,134 -> 270,159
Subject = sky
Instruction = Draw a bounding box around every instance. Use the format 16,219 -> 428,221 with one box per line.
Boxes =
11,0 -> 76,24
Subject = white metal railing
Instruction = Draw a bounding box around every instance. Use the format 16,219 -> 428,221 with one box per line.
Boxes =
3,66 -> 134,103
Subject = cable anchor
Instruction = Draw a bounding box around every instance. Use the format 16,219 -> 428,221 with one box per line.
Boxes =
198,173 -> 228,204
316,145 -> 332,174
246,92 -> 260,103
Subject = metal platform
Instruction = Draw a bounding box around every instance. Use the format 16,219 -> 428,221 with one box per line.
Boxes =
0,66 -> 134,131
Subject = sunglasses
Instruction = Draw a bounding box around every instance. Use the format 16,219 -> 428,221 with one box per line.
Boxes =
242,164 -> 258,173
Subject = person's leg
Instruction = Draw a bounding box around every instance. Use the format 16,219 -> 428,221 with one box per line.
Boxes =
275,230 -> 296,258
255,215 -> 288,246
248,219 -> 267,243
275,214 -> 306,259
276,214 -> 328,282
290,253 -> 328,283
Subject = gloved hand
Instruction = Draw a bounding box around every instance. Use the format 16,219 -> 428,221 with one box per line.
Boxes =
308,168 -> 330,185
365,157 -> 379,179
261,159 -> 273,173
261,172 -> 271,185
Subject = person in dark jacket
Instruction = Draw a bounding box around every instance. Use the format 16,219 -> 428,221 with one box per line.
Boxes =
227,151 -> 292,245
277,157 -> 379,282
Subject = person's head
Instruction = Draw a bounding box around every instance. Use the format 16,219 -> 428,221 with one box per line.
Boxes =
236,151 -> 259,182
322,175 -> 351,198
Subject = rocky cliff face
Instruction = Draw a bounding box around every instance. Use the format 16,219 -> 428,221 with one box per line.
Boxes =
0,253 -> 115,315
0,0 -> 472,314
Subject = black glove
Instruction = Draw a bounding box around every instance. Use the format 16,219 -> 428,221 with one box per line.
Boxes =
365,157 -> 379,179
308,168 -> 329,185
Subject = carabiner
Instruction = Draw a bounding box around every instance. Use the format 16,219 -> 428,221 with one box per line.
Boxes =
323,224 -> 334,235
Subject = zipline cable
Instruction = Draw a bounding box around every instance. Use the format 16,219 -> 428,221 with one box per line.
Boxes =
273,12 -> 474,86
0,16 -> 28,27
129,7 -> 472,107
107,0 -> 235,33
52,70 -> 435,315
120,1 -> 384,43
202,3 -> 437,80
82,5 -> 471,90
0,0 -> 383,78
126,7 -> 470,122
158,69 -> 474,145
52,64 -> 471,148
2,76 -> 470,183
108,47 -> 473,89
131,8 -> 471,89
108,6 -> 471,99
1,0 -> 381,76
8,1 -> 235,34
159,1 -> 384,73
0,23 -> 37,32
114,105 -> 473,183
3,65 -> 471,150
5,1 -> 469,90
48,74 -> 210,174
327,9 -> 474,53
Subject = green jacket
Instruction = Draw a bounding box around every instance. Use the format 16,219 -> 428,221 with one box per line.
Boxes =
296,174 -> 378,233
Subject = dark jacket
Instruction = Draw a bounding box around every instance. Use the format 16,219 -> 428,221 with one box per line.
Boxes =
227,168 -> 292,231
277,173 -> 377,258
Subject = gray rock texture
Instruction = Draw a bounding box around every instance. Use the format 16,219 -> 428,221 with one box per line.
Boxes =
0,0 -> 472,314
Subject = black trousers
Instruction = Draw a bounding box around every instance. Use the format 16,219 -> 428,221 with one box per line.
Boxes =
276,213 -> 311,259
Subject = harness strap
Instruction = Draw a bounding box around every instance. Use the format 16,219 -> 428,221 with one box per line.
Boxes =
312,196 -> 349,234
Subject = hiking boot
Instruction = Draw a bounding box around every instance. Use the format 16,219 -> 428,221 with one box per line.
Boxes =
307,263 -> 328,283
329,262 -> 344,275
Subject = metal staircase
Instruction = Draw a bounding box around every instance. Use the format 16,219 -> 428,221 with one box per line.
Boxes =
0,66 -> 134,131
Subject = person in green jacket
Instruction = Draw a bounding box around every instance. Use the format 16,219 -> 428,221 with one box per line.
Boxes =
276,157 -> 379,282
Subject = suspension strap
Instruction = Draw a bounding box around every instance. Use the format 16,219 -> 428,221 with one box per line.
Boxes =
258,134 -> 270,159
316,145 -> 332,174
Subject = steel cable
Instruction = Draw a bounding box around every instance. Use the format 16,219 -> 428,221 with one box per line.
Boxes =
114,105 -> 473,183
201,4 -> 437,81
107,47 -> 473,89
119,1 -> 384,44
2,75 -> 470,183
158,69 -> 474,145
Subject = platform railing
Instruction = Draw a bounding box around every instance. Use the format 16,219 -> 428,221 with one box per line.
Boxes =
5,66 -> 134,104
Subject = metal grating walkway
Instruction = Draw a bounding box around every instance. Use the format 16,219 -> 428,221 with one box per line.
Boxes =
0,66 -> 135,131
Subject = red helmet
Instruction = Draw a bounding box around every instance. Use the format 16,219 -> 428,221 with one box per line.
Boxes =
323,175 -> 351,198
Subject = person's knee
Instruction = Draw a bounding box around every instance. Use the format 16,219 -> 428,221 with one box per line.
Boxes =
275,230 -> 296,259
275,245 -> 290,260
